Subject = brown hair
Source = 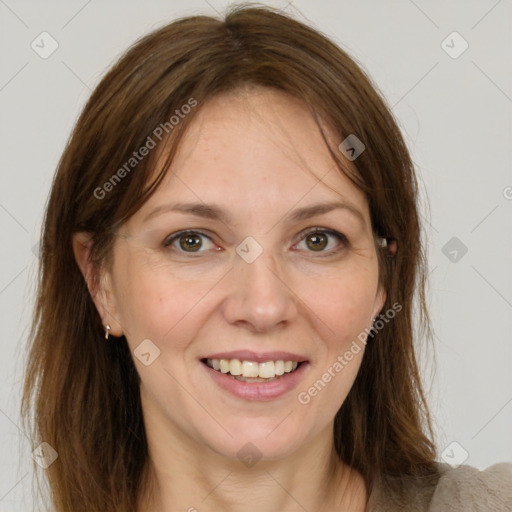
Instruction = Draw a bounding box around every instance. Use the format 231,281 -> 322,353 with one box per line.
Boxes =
22,4 -> 437,511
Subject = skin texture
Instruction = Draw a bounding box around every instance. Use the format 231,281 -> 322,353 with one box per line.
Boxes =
73,87 -> 386,512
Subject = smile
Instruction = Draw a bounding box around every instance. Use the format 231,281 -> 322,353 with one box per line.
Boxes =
204,358 -> 302,382
200,356 -> 310,401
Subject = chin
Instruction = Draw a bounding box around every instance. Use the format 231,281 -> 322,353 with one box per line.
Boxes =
202,421 -> 309,463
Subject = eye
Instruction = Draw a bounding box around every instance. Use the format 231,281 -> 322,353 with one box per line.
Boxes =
163,230 -> 215,253
162,228 -> 348,256
294,228 -> 348,255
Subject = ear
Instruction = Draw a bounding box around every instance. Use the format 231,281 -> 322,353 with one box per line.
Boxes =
72,231 -> 124,337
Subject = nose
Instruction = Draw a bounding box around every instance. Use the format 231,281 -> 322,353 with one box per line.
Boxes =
221,246 -> 298,334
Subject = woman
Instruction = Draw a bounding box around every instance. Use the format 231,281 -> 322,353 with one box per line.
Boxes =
22,5 -> 512,511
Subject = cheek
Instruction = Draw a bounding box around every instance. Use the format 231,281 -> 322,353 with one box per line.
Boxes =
302,267 -> 378,339
113,256 -> 215,349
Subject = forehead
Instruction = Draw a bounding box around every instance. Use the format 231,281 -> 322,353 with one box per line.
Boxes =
137,87 -> 370,228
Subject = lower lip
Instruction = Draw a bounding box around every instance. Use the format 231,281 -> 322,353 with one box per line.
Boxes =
201,361 -> 310,401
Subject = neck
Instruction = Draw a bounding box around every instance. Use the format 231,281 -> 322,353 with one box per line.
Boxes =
136,417 -> 367,512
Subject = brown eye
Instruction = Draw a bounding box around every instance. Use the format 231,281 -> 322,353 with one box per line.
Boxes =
179,233 -> 202,252
306,232 -> 328,251
295,228 -> 348,255
163,230 -> 214,253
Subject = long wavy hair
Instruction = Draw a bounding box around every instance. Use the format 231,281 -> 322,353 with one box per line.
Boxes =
22,4 -> 437,511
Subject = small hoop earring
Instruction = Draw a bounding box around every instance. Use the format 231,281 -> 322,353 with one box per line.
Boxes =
105,324 -> 111,340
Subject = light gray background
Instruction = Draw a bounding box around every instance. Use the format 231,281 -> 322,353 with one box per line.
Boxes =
1,0 -> 511,510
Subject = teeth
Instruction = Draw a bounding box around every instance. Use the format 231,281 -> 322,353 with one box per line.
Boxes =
258,361 -> 275,379
229,359 -> 242,375
206,358 -> 302,379
232,375 -> 279,383
242,360 -> 259,377
219,359 -> 230,373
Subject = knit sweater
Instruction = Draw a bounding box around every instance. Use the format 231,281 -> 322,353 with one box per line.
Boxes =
366,462 -> 512,511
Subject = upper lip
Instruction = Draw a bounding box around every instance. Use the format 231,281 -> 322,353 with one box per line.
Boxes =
201,350 -> 308,363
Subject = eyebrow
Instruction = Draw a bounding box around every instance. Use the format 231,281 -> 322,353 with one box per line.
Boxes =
142,200 -> 366,227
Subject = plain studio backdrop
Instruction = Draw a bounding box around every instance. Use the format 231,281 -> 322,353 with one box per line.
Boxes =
1,1 -> 511,510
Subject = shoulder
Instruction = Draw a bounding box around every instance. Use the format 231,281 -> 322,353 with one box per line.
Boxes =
367,462 -> 512,512
430,462 -> 512,511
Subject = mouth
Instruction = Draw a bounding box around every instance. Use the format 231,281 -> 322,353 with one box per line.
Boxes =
199,355 -> 310,401
201,357 -> 305,383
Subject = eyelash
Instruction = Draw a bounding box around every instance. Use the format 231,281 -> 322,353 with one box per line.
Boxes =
162,228 -> 349,257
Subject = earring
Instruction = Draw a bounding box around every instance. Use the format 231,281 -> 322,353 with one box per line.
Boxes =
105,324 -> 111,340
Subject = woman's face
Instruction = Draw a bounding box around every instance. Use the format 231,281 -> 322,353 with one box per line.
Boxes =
100,88 -> 386,461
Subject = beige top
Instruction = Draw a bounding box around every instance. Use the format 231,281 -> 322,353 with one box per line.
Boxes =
366,462 -> 512,511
